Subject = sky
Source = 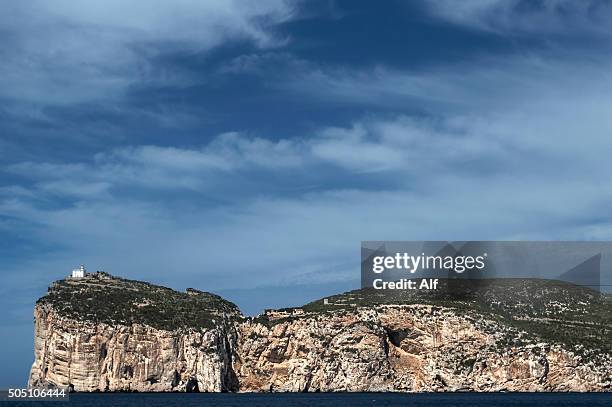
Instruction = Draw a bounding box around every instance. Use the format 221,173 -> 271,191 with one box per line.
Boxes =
2,0 -> 612,387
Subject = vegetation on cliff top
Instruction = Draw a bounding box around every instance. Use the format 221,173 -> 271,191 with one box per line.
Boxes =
37,272 -> 242,330
38,273 -> 611,355
299,278 -> 612,354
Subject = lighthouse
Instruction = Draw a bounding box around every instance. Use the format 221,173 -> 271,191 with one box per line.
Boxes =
71,264 -> 86,278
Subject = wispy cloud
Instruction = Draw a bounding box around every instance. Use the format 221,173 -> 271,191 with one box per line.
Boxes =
1,111 -> 527,197
0,0 -> 298,106
424,0 -> 612,35
4,93 -> 612,291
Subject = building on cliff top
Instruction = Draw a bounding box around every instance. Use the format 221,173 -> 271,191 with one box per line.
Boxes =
70,264 -> 86,278
264,308 -> 305,320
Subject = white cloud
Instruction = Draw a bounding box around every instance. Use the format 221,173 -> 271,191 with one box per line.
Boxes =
30,0 -> 293,47
283,53 -> 612,116
0,0 -> 297,105
5,95 -> 612,280
6,132 -> 309,193
1,112 -> 525,196
207,132 -> 305,169
3,170 -> 612,297
424,0 -> 612,35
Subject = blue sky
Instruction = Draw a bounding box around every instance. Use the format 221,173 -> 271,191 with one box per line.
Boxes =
3,0 -> 612,387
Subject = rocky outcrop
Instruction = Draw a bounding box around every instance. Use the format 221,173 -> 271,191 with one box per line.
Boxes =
29,303 -> 238,392
234,305 -> 611,392
28,276 -> 612,392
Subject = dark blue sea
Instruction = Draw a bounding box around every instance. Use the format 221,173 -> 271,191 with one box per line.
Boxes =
5,393 -> 612,407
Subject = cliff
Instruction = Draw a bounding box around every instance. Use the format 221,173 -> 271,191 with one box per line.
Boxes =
29,274 -> 612,392
28,273 -> 240,392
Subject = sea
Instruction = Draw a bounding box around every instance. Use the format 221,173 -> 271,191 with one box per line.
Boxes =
5,393 -> 612,407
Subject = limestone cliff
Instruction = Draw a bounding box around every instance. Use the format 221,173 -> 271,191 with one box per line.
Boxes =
29,303 -> 238,392
28,273 -> 240,392
29,274 -> 612,392
235,305 -> 610,392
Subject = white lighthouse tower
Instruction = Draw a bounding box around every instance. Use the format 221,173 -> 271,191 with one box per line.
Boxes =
71,264 -> 86,278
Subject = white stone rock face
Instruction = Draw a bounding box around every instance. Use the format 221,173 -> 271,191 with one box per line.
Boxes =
234,305 -> 612,392
29,303 -> 612,392
29,304 -> 238,392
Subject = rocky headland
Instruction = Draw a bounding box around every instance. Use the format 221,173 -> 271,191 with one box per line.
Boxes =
28,272 -> 612,392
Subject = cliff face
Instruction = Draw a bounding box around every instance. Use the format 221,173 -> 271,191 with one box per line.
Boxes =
28,275 -> 612,392
29,303 -> 238,392
28,273 -> 241,392
235,306 -> 610,392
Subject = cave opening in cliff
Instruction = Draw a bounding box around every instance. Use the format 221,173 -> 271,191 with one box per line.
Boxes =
186,377 -> 200,393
